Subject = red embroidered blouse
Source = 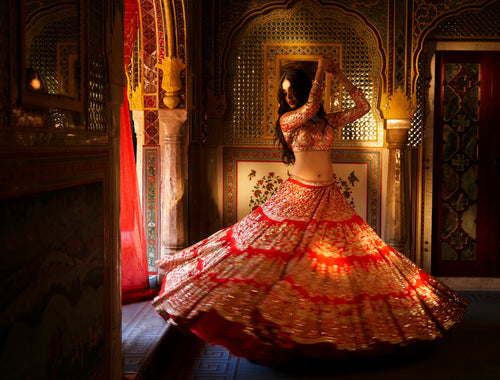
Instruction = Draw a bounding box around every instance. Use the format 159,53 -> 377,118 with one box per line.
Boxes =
280,81 -> 371,152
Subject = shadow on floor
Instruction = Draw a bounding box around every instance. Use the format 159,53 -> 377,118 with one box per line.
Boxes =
140,291 -> 500,380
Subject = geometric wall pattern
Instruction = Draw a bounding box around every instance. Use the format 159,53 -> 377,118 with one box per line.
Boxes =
410,0 -> 500,147
223,147 -> 383,234
225,4 -> 382,147
428,1 -> 500,40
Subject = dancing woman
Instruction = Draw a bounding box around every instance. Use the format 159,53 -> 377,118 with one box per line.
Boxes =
153,56 -> 467,365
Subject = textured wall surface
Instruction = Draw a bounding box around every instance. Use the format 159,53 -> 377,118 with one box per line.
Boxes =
0,0 -> 119,377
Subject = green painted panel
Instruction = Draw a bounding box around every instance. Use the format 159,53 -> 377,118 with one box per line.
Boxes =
462,204 -> 477,239
444,63 -> 461,82
463,86 -> 479,121
440,61 -> 480,262
441,203 -> 458,239
463,125 -> 478,160
442,125 -> 460,161
443,86 -> 460,121
442,164 -> 459,201
441,242 -> 457,261
462,165 -> 478,201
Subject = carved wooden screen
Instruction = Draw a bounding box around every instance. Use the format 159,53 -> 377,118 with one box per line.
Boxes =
433,51 -> 500,277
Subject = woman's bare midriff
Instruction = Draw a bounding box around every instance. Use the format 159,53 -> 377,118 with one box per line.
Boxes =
291,150 -> 334,182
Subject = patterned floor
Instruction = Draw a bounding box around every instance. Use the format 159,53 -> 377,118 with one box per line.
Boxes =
122,300 -> 171,378
125,291 -> 500,380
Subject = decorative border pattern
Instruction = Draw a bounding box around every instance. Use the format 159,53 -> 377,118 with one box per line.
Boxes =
143,146 -> 160,274
143,94 -> 157,109
144,109 -> 159,145
411,0 -> 495,92
140,0 -> 157,95
223,147 -> 382,234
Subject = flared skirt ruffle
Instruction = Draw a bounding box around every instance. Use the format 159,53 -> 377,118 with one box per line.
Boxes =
152,178 -> 468,364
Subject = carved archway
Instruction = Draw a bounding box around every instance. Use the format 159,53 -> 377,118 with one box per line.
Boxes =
126,0 -> 188,274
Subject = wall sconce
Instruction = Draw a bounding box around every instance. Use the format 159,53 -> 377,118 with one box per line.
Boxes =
26,68 -> 45,92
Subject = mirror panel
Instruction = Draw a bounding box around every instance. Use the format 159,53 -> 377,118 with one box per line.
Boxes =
22,0 -> 84,112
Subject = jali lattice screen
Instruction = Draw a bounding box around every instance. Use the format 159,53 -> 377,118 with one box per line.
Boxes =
225,5 -> 382,147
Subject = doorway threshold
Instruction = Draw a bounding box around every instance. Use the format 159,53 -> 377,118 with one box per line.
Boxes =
438,276 -> 500,291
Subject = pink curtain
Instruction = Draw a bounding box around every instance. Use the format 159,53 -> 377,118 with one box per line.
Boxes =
121,0 -> 156,304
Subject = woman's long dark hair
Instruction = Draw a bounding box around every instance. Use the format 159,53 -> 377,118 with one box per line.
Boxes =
275,69 -> 327,164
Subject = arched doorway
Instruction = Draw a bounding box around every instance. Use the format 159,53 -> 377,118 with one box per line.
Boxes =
125,0 -> 189,279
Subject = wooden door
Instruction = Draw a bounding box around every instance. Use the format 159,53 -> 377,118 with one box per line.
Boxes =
433,51 -> 500,277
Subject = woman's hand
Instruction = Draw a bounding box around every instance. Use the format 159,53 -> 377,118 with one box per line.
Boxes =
314,56 -> 331,83
317,56 -> 330,73
326,61 -> 342,78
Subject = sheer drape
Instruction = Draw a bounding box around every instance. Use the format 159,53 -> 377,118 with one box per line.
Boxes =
121,0 -> 156,304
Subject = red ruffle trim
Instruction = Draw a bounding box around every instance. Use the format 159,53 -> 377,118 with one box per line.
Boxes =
122,287 -> 157,305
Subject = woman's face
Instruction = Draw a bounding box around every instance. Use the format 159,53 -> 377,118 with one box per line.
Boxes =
282,79 -> 297,109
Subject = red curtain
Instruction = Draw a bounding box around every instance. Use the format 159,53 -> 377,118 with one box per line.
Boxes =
124,0 -> 139,68
121,0 -> 156,304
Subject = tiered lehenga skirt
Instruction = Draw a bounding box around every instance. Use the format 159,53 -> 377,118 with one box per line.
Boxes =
153,177 -> 468,364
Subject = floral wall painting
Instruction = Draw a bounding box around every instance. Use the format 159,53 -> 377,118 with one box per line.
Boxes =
248,169 -> 358,212
237,160 -> 368,223
224,147 -> 382,234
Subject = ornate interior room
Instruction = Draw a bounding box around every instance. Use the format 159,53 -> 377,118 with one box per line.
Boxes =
1,0 -> 499,379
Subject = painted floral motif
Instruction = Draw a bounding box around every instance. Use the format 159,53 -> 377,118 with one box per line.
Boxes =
249,170 -> 356,211
334,172 -> 356,208
249,172 -> 285,211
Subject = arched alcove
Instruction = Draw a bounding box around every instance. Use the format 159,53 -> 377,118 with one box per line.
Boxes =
126,0 -> 188,271
223,2 -> 385,147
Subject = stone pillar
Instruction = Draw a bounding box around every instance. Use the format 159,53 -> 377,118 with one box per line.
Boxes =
385,119 -> 411,255
158,109 -> 189,273
381,87 -> 415,256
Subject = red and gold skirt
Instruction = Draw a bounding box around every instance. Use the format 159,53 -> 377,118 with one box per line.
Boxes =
152,177 -> 467,364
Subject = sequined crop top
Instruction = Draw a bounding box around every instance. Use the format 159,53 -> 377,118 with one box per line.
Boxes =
280,81 -> 370,152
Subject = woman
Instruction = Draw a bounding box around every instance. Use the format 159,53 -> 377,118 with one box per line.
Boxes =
153,57 -> 467,366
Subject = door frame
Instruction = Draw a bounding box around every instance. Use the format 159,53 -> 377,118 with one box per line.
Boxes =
421,41 -> 500,275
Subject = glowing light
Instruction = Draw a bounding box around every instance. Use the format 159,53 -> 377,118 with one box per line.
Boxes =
30,75 -> 41,91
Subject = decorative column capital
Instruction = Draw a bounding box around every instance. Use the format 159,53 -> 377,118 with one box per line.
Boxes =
158,57 -> 186,109
382,87 -> 415,149
381,87 -> 416,120
381,88 -> 414,255
385,118 -> 412,148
